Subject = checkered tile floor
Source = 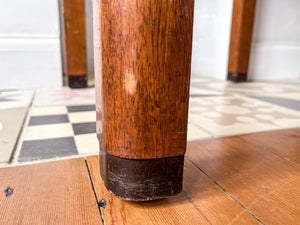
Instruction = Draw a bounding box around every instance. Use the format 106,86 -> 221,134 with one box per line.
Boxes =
1,79 -> 299,164
19,105 -> 98,162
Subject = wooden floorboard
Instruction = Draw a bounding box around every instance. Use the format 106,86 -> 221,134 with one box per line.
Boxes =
239,128 -> 300,166
87,156 -> 258,225
1,128 -> 298,224
0,158 -> 102,225
186,128 -> 300,225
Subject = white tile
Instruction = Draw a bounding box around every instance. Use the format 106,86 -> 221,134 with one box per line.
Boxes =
187,123 -> 211,141
215,105 -> 252,115
74,133 -> 99,154
188,95 -> 300,137
68,111 -> 96,123
203,81 -> 298,96
31,106 -> 68,116
189,86 -> 222,96
0,108 -> 28,163
272,92 -> 300,101
190,77 -> 217,83
24,123 -> 74,141
0,90 -> 34,109
33,87 -> 95,106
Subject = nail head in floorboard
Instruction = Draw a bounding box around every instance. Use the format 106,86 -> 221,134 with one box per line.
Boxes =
0,158 -> 102,224
87,155 -> 259,224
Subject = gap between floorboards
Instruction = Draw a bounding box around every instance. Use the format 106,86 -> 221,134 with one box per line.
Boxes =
84,157 -> 105,225
185,157 -> 265,225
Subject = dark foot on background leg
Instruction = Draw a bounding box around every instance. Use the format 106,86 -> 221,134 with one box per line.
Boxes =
227,72 -> 247,82
68,75 -> 87,88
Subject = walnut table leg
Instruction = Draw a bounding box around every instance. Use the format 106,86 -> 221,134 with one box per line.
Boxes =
93,0 -> 194,200
60,0 -> 88,88
227,0 -> 256,82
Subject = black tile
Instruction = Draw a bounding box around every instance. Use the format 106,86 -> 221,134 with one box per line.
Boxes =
19,137 -> 78,162
67,105 -> 95,113
29,114 -> 69,126
251,96 -> 300,111
72,122 -> 96,135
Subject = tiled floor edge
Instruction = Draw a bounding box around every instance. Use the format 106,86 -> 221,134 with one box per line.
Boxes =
10,91 -> 36,164
0,153 -> 99,169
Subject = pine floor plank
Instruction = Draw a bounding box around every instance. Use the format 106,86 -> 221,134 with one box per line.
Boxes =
0,158 -> 102,225
239,128 -> 300,166
87,156 -> 258,225
186,129 -> 300,225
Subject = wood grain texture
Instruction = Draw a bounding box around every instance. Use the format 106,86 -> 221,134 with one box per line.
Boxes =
0,158 -> 101,225
186,129 -> 300,225
61,0 -> 87,76
87,155 -> 259,224
239,128 -> 300,166
93,0 -> 194,159
227,0 -> 256,82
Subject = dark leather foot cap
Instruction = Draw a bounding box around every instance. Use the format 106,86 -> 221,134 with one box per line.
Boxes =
227,72 -> 247,82
100,151 -> 184,201
68,75 -> 87,88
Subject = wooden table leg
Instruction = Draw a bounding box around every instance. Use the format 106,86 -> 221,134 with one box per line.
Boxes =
93,0 -> 194,200
227,0 -> 256,82
60,0 -> 88,88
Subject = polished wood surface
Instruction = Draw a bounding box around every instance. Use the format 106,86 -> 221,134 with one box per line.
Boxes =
87,155 -> 258,224
60,0 -> 87,83
239,128 -> 300,165
94,0 -> 194,159
227,0 -> 256,82
0,128 -> 299,224
186,130 -> 300,225
0,159 -> 101,225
